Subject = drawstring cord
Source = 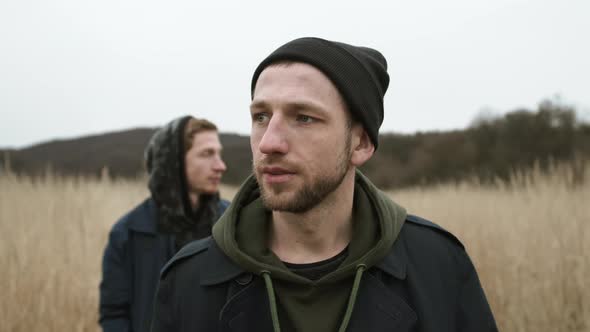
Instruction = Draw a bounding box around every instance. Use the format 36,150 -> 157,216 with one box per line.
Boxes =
262,271 -> 281,332
261,264 -> 366,332
338,264 -> 366,332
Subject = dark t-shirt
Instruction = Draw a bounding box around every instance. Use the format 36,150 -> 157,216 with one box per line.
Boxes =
283,247 -> 349,281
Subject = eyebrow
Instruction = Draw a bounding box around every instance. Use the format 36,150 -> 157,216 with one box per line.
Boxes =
249,100 -> 325,113
250,100 -> 269,111
288,101 -> 323,112
197,146 -> 222,153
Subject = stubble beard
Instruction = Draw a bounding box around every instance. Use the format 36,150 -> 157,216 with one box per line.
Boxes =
254,134 -> 352,213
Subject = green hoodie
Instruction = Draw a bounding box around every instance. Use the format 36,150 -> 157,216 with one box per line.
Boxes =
212,170 -> 406,332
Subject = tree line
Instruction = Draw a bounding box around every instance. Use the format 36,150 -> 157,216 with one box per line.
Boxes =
363,99 -> 589,188
2,99 -> 588,189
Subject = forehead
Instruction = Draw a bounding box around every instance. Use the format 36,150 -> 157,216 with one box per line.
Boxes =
252,62 -> 346,110
190,130 -> 221,149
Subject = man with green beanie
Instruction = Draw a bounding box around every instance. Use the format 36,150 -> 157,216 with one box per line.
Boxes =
151,37 -> 497,332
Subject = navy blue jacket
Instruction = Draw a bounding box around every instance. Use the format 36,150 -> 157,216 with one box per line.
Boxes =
99,198 -> 229,332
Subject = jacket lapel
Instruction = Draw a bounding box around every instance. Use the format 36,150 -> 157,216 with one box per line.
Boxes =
346,234 -> 417,331
219,279 -> 274,332
346,272 -> 417,332
199,240 -> 244,285
199,241 -> 273,332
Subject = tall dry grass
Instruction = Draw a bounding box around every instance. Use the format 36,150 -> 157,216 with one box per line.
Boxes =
389,163 -> 589,331
0,165 -> 588,331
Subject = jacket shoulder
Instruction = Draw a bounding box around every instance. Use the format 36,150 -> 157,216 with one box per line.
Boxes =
405,214 -> 464,250
160,236 -> 212,278
110,198 -> 157,234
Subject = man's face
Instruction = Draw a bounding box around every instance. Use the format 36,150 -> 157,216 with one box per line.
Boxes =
250,62 -> 353,213
184,130 -> 227,195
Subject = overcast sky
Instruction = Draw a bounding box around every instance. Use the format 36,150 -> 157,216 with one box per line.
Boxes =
1,0 -> 589,148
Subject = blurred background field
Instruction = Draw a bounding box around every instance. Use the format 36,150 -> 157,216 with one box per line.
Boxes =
1,162 -> 588,332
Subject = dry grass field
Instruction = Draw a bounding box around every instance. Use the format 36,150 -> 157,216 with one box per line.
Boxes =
0,164 -> 588,331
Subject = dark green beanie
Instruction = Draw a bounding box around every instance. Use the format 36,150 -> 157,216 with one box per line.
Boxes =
250,37 -> 389,149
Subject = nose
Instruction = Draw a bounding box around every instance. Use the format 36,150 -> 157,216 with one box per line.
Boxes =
257,116 -> 288,155
213,155 -> 226,172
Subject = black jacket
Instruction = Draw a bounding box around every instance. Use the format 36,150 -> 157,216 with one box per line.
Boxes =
151,215 -> 498,332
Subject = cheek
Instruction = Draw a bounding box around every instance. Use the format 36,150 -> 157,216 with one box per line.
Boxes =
186,159 -> 205,177
250,134 -> 262,155
185,164 -> 196,180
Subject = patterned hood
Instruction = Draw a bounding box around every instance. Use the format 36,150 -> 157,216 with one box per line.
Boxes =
144,115 -> 222,246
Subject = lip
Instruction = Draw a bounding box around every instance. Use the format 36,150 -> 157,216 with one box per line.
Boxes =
261,166 -> 295,184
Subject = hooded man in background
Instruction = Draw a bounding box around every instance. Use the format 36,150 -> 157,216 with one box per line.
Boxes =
99,116 -> 229,332
151,38 -> 497,332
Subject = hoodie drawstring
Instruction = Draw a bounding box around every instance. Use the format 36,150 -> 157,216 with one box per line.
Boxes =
262,271 -> 282,332
338,264 -> 366,332
261,264 -> 366,332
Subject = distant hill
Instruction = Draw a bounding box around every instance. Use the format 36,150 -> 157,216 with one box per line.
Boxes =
0,128 -> 253,185
2,100 -> 589,188
1,128 -> 156,177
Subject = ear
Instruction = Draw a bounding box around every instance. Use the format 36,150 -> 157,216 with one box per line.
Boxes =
350,125 -> 375,167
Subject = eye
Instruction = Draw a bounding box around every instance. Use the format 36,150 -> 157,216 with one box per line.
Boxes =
296,114 -> 314,123
252,112 -> 269,124
200,150 -> 214,157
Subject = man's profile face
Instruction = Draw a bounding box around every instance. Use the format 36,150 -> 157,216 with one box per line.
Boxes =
250,62 -> 353,213
184,130 -> 226,195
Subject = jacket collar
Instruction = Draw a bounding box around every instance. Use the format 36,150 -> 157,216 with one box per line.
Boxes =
200,229 -> 408,286
200,239 -> 245,286
127,198 -> 158,234
375,230 -> 407,279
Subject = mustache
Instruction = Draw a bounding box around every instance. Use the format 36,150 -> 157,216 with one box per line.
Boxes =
253,156 -> 299,172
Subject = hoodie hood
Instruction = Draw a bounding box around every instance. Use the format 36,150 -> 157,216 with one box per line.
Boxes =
145,116 -> 221,245
212,169 -> 406,284
213,170 -> 406,331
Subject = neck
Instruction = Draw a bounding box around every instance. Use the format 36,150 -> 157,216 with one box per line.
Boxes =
189,192 -> 200,210
269,169 -> 356,264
